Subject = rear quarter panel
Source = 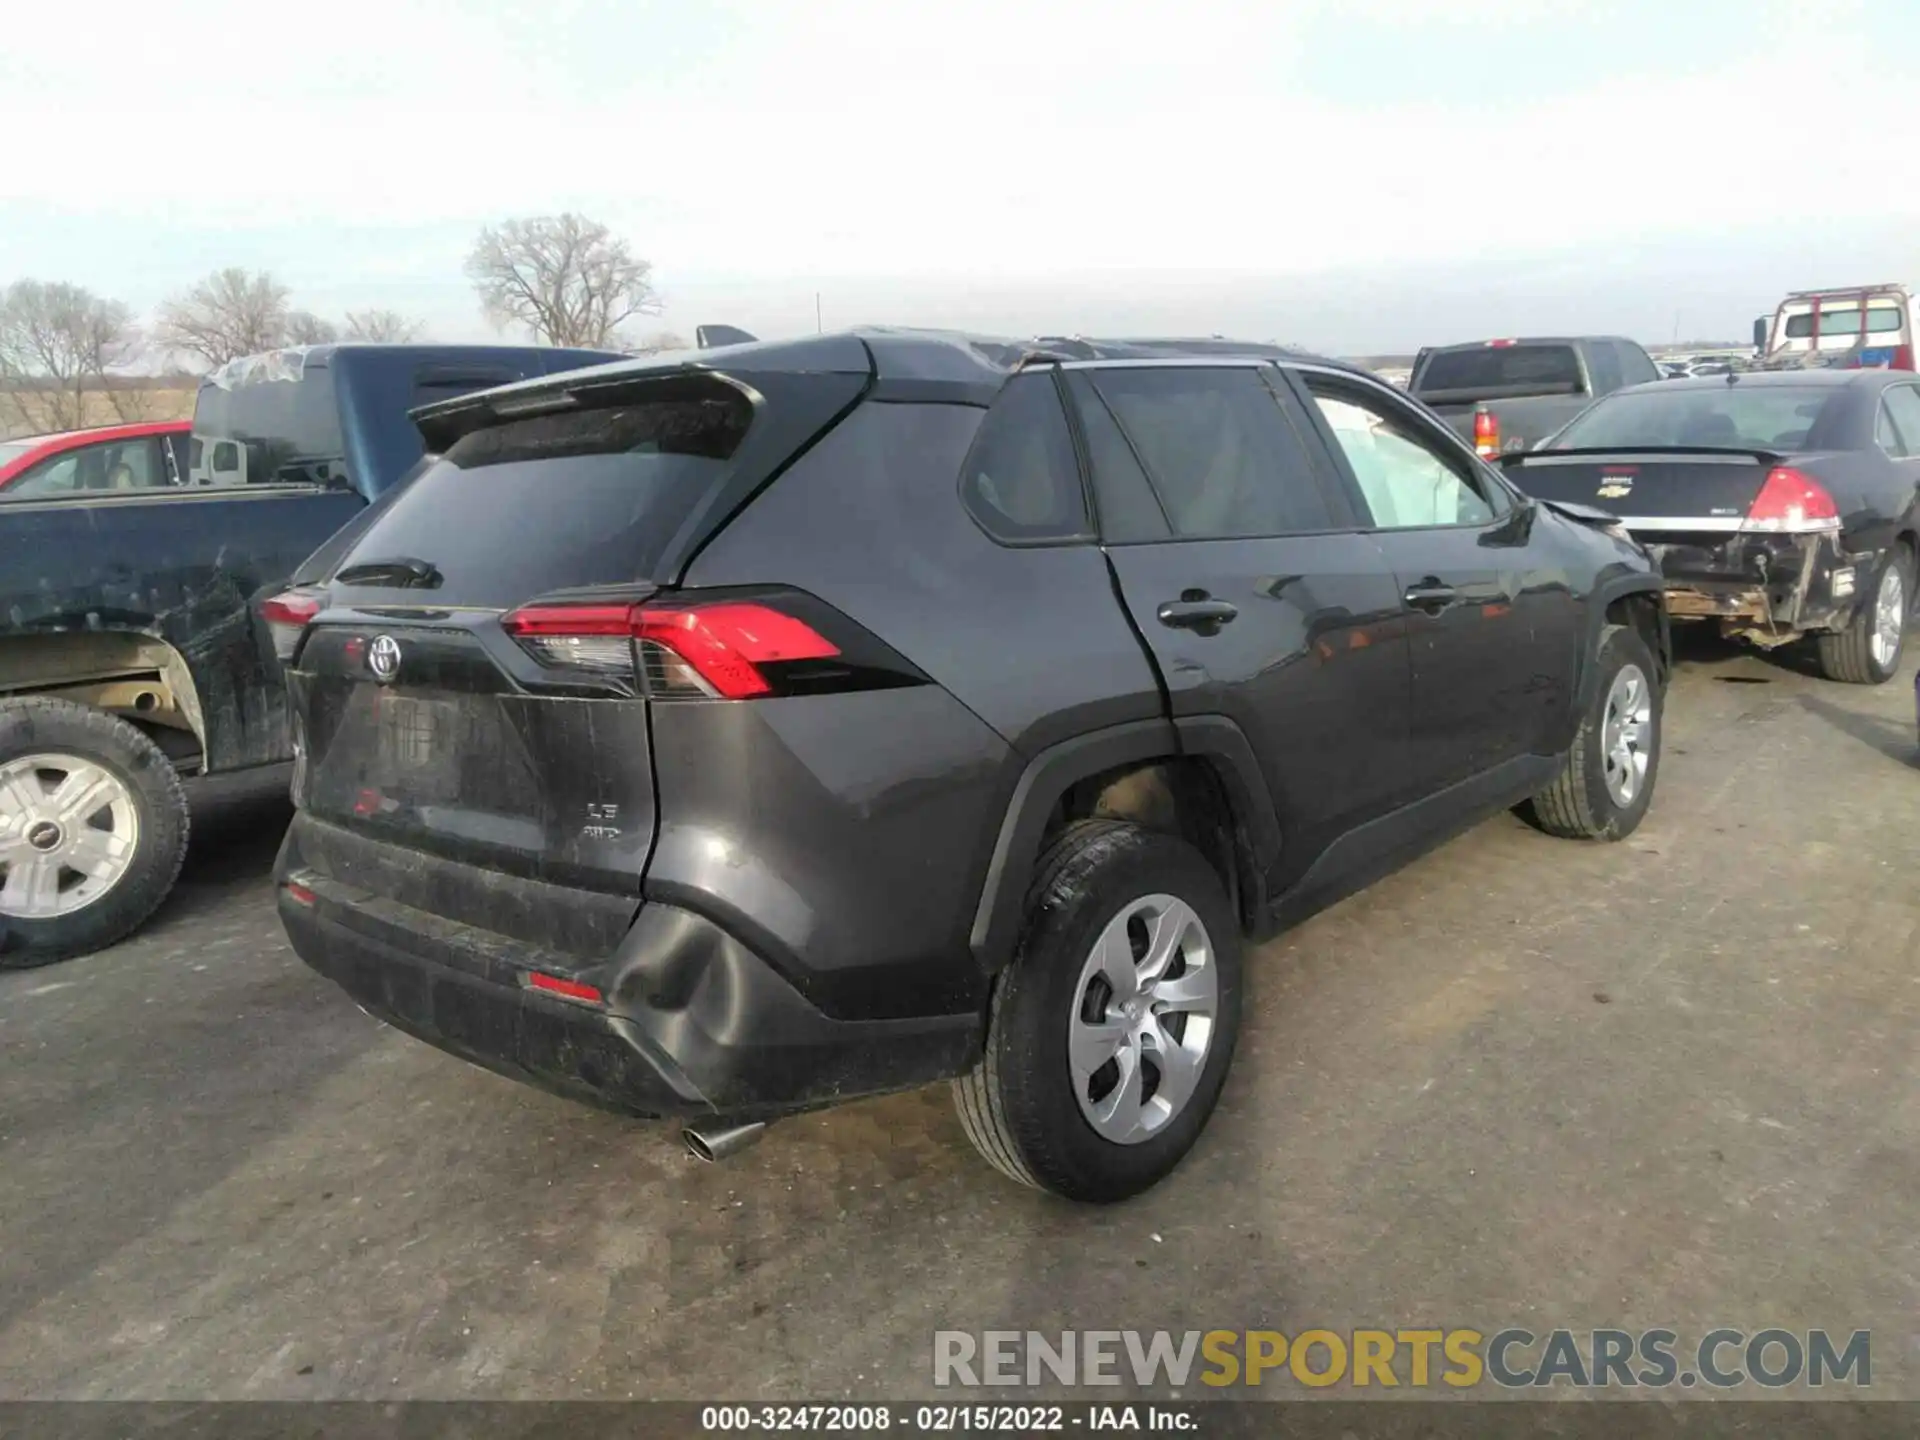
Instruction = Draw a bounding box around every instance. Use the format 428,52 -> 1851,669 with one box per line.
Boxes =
669,399 -> 1169,1016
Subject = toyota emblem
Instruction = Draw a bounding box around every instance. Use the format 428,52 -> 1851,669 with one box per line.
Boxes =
367,634 -> 403,684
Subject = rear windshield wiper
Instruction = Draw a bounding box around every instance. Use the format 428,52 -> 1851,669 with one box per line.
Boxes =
334,556 -> 444,589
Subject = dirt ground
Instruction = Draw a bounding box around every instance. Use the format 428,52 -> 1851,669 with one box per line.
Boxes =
2,634 -> 1916,1401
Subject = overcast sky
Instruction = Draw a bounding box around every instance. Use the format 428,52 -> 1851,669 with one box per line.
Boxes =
3,0 -> 1914,353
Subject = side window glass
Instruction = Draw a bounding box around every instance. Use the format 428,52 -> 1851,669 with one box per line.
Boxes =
1088,367 -> 1336,539
1307,384 -> 1498,530
4,452 -> 82,498
1616,342 -> 1660,387
958,373 -> 1089,544
1876,402 -> 1904,455
10,440 -> 167,497
1063,371 -> 1169,543
206,440 -> 248,487
1588,343 -> 1624,394
1880,386 -> 1920,458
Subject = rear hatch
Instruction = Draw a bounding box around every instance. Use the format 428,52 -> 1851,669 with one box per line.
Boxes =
284,354 -> 871,916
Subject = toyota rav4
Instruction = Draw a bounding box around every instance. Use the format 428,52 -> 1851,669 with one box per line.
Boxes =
269,331 -> 1669,1202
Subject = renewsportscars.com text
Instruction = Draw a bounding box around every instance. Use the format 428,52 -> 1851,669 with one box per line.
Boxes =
932,1328 -> 1871,1391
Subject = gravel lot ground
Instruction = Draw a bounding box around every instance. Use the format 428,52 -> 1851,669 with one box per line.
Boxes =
3,634 -> 1917,1401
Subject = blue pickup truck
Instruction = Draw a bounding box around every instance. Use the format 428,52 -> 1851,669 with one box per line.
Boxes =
0,342 -> 622,965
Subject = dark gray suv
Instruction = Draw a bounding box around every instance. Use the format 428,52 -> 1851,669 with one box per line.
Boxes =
270,330 -> 1669,1202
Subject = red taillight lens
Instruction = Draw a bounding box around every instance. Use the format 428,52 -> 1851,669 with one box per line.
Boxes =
636,604 -> 839,699
1473,407 -> 1500,458
500,598 -> 842,700
1743,467 -> 1840,533
260,588 -> 324,662
526,971 -> 603,1005
1894,345 -> 1915,372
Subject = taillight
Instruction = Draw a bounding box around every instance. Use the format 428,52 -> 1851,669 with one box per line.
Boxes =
1473,406 -> 1500,458
1742,467 -> 1840,533
525,971 -> 604,1005
1894,344 -> 1915,372
260,587 -> 325,662
499,590 -> 913,701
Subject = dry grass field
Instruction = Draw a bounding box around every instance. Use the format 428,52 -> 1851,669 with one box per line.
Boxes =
0,384 -> 197,441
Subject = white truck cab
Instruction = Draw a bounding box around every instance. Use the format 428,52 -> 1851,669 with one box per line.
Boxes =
1754,284 -> 1916,371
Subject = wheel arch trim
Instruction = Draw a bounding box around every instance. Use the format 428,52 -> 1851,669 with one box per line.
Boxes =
968,715 -> 1281,974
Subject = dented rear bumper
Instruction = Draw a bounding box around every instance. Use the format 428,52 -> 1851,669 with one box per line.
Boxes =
276,816 -> 981,1122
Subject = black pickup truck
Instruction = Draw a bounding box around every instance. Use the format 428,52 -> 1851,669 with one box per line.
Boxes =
1410,336 -> 1662,458
0,342 -> 621,966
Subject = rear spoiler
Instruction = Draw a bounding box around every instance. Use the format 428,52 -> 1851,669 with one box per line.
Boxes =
1501,445 -> 1784,469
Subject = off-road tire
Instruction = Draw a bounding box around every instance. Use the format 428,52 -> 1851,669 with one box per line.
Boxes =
1522,623 -> 1662,841
953,818 -> 1243,1203
0,699 -> 190,969
1816,546 -> 1911,685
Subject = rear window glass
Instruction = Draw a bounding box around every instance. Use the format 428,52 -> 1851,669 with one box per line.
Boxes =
329,386 -> 753,607
1551,385 -> 1834,451
1417,345 -> 1583,395
1783,306 -> 1906,339
193,368 -> 345,486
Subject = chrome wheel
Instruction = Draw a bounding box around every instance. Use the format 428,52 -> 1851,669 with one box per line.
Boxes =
0,754 -> 140,919
1068,894 -> 1219,1145
1601,665 -> 1653,808
1870,563 -> 1906,670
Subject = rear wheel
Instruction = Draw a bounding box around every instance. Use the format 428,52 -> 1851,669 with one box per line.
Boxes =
1522,623 -> 1661,841
1817,546 -> 1911,685
953,819 -> 1243,1202
0,700 -> 190,968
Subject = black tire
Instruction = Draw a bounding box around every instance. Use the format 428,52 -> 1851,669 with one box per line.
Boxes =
1522,623 -> 1662,841
0,699 -> 190,969
953,819 -> 1243,1203
1816,546 -> 1911,685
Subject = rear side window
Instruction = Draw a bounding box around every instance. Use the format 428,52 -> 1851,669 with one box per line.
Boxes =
330,383 -> 754,607
1063,371 -> 1169,543
1615,342 -> 1661,387
1587,343 -> 1624,395
957,374 -> 1089,543
1088,367 -> 1336,539
1880,385 -> 1920,458
1417,345 -> 1584,396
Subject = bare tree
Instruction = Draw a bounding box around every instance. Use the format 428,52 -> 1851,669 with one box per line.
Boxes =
284,310 -> 339,345
155,268 -> 291,369
0,280 -> 140,436
343,309 -> 425,343
466,213 -> 660,348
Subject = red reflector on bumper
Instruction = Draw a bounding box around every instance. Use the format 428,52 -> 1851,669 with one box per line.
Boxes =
284,881 -> 317,907
526,971 -> 604,1005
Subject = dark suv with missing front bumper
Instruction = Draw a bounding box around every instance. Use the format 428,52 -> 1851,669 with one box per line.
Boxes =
275,330 -> 1669,1202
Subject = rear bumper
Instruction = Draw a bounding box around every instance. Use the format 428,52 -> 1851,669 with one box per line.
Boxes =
276,820 -> 982,1122
1643,529 -> 1858,638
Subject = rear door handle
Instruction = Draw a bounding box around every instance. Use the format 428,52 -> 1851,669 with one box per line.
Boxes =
1157,598 -> 1239,631
1404,580 -> 1459,613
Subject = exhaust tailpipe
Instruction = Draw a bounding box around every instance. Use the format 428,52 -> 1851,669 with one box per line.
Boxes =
683,1121 -> 767,1163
